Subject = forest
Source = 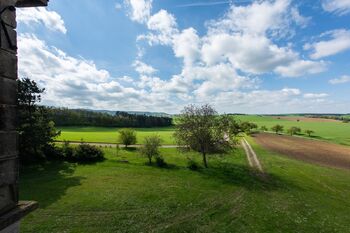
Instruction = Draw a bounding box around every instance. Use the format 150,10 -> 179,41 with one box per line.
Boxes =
45,107 -> 173,128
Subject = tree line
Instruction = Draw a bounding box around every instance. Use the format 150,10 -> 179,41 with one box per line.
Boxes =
45,107 -> 173,128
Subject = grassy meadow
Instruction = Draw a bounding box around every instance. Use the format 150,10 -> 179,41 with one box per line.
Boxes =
20,141 -> 350,232
57,115 -> 350,146
57,127 -> 175,145
236,115 -> 350,146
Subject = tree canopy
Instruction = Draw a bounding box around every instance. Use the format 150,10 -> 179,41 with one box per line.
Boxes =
174,104 -> 239,168
17,78 -> 60,162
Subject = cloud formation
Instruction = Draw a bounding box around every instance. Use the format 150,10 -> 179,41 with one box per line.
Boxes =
329,75 -> 350,84
17,0 -> 346,113
17,7 -> 67,34
124,0 -> 153,23
322,0 -> 350,15
304,29 -> 350,59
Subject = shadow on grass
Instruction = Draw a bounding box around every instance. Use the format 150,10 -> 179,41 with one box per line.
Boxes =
124,147 -> 138,152
197,161 -> 299,192
145,162 -> 179,170
19,162 -> 85,208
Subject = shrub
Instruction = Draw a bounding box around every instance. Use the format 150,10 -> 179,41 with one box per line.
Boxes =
305,129 -> 314,137
118,128 -> 137,148
287,126 -> 301,136
140,135 -> 162,164
271,124 -> 284,134
73,143 -> 104,163
260,126 -> 268,131
187,159 -> 200,171
62,141 -> 74,161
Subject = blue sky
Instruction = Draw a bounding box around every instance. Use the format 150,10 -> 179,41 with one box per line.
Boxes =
16,0 -> 350,114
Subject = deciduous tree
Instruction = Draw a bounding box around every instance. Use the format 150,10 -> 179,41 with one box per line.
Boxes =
174,105 -> 239,168
271,124 -> 284,134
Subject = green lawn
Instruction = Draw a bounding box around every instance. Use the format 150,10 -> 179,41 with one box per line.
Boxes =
20,143 -> 350,232
235,115 -> 350,146
57,127 -> 175,145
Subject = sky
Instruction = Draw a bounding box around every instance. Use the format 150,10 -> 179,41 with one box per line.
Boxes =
16,0 -> 350,114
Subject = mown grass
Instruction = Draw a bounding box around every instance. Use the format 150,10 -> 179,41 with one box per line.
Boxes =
20,144 -> 350,232
236,115 -> 350,146
57,127 -> 175,145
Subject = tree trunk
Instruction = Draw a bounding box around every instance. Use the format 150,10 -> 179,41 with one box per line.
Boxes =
202,152 -> 208,168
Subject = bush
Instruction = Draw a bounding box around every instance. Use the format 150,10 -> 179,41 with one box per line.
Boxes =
62,141 -> 74,161
140,135 -> 162,164
187,159 -> 200,171
74,143 -> 105,163
118,128 -> 137,148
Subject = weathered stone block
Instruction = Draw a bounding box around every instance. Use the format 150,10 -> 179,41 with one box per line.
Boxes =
0,78 -> 17,105
16,0 -> 48,7
0,185 -> 17,216
0,50 -> 18,79
0,158 -> 18,186
1,6 -> 16,28
0,0 -> 17,8
0,23 -> 17,52
0,131 -> 18,158
0,105 -> 16,131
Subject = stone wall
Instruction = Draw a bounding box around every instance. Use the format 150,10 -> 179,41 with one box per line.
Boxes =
0,0 -> 19,217
0,0 -> 48,231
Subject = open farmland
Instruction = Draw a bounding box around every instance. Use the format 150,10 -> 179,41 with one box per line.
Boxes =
253,133 -> 350,170
20,145 -> 350,232
235,115 -> 350,146
57,127 -> 175,145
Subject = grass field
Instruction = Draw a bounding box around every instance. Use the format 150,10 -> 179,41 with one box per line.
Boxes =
57,114 -> 350,147
235,115 -> 350,146
57,127 -> 175,145
20,142 -> 350,232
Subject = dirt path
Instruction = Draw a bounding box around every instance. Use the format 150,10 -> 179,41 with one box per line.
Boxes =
253,133 -> 350,170
241,138 -> 264,173
55,141 -> 181,148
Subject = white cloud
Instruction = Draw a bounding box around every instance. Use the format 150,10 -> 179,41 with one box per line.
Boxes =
304,29 -> 350,59
322,0 -> 350,15
303,93 -> 329,99
275,60 -> 327,77
124,0 -> 152,23
329,75 -> 350,84
138,9 -> 178,45
207,0 -> 307,37
173,28 -> 201,66
17,33 -> 182,112
133,60 -> 157,75
17,7 -> 67,34
201,33 -> 298,74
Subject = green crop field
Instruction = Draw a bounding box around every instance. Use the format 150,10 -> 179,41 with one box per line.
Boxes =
57,127 -> 175,145
235,115 -> 350,146
20,141 -> 350,232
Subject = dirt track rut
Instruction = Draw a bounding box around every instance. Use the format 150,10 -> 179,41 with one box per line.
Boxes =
241,138 -> 264,173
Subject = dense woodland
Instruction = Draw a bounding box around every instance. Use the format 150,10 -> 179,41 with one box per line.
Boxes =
45,107 -> 173,127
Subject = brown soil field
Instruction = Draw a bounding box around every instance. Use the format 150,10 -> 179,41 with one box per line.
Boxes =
271,116 -> 339,122
253,133 -> 350,170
